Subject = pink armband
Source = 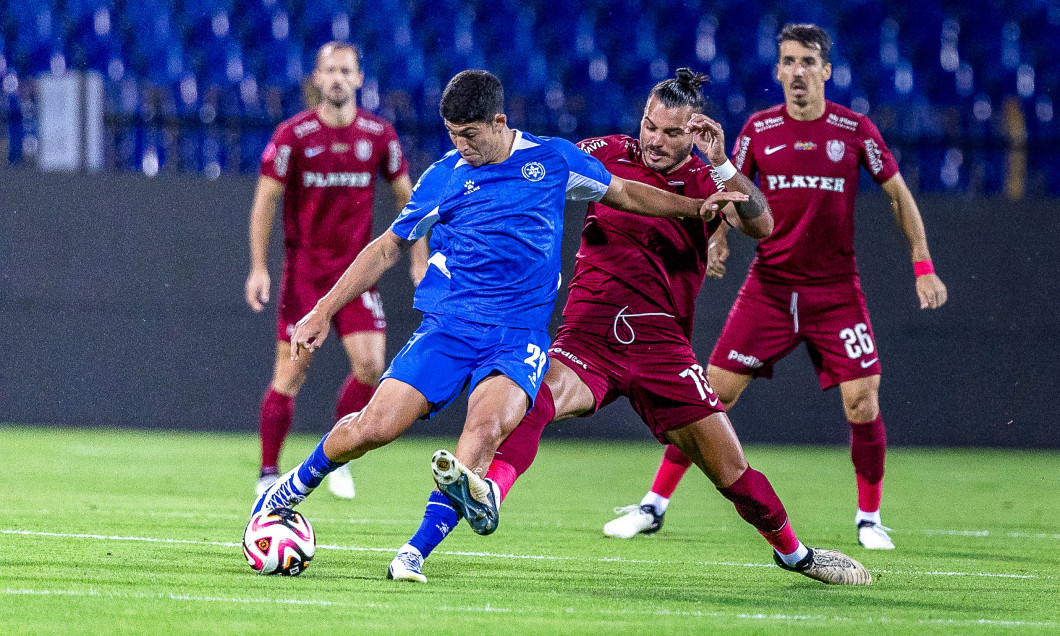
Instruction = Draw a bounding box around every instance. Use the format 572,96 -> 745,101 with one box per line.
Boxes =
913,260 -> 935,277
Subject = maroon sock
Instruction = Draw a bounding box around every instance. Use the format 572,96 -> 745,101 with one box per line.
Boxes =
650,445 -> 693,498
335,373 -> 375,420
260,387 -> 294,472
488,383 -> 556,499
718,467 -> 800,554
850,414 -> 886,512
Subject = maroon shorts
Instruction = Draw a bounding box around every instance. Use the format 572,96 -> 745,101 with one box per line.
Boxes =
549,313 -> 725,443
276,262 -> 386,342
708,273 -> 880,389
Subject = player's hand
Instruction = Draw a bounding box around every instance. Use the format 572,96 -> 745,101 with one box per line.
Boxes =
706,236 -> 730,279
697,192 -> 748,220
686,114 -> 728,166
289,309 -> 330,360
245,269 -> 270,312
916,273 -> 948,309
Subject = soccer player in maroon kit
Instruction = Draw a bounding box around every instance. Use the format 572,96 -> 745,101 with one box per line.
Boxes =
606,24 -> 948,550
245,42 -> 421,497
388,69 -> 872,586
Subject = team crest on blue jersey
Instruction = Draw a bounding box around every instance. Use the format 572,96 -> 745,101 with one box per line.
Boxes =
827,140 -> 845,162
521,162 -> 546,181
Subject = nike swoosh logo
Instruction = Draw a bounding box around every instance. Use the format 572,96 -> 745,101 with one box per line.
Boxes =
708,395 -> 719,407
860,358 -> 879,368
305,146 -> 325,157
763,144 -> 786,155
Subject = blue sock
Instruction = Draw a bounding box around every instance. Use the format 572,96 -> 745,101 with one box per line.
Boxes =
407,490 -> 461,559
296,434 -> 346,490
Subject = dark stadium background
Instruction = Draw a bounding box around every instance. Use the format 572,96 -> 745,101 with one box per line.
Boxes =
1,0 -> 1057,447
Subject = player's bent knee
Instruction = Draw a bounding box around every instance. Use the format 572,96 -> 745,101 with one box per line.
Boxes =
462,414 -> 507,444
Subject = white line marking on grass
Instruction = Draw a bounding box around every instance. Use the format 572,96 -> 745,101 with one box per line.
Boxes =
3,588 -> 1057,629
4,528 -> 1047,580
924,529 -> 1060,540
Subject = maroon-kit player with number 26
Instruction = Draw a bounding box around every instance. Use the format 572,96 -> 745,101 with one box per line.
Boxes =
606,24 -> 948,550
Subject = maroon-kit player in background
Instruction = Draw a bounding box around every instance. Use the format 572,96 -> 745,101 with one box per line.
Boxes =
387,69 -> 874,586
606,24 -> 948,550
245,42 -> 423,498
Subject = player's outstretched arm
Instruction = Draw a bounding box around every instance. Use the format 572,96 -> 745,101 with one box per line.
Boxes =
245,176 -> 284,312
290,230 -> 414,359
686,114 -> 772,239
881,174 -> 948,309
601,177 -> 748,221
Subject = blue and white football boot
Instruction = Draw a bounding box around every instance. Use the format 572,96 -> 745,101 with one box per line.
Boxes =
431,449 -> 500,536
251,466 -> 313,515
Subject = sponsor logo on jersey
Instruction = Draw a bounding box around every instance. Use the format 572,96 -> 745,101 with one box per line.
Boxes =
864,138 -> 884,174
331,142 -> 350,153
305,145 -> 325,158
356,139 -> 372,161
860,357 -> 879,368
753,116 -> 784,132
293,119 -> 321,138
549,346 -> 588,370
734,135 -> 751,170
274,145 -> 291,177
827,139 -> 845,162
521,161 -> 546,181
826,113 -> 858,131
302,171 -> 371,187
795,141 -> 817,151
728,349 -> 764,369
764,174 -> 846,192
578,138 -> 607,154
388,141 -> 402,174
764,144 -> 786,155
463,179 -> 480,195
356,118 -> 384,135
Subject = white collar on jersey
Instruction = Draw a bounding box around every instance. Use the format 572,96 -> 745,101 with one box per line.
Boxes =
454,129 -> 538,168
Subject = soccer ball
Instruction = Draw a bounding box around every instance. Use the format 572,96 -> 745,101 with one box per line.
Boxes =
242,507 -> 315,576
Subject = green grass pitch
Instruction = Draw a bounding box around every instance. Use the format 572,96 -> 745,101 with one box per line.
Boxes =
2,425 -> 1058,634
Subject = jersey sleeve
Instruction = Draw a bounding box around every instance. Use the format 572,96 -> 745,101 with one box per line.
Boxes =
259,124 -> 296,185
380,122 -> 410,182
388,157 -> 450,241
730,119 -> 757,180
857,116 -> 900,184
550,137 -> 612,202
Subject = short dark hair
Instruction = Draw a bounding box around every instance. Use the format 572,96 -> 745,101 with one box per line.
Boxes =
777,23 -> 833,64
648,68 -> 710,113
440,70 -> 504,124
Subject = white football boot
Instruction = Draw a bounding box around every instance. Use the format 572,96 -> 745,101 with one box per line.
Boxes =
857,520 -> 896,550
326,463 -> 356,499
387,545 -> 427,583
603,504 -> 664,539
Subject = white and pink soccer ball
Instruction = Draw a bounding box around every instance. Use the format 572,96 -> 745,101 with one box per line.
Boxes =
242,508 -> 315,576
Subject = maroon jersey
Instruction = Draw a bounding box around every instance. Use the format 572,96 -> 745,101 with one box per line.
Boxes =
732,101 -> 899,282
260,109 -> 409,275
565,135 -> 724,337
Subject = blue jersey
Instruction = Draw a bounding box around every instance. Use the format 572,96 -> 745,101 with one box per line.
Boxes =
389,130 -> 612,329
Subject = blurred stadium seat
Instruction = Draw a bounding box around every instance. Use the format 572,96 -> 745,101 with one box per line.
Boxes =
1,0 -> 1056,194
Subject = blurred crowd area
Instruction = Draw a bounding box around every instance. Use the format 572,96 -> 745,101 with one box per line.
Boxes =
1,0 -> 1057,195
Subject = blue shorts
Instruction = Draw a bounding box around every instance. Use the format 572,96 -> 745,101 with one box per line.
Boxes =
380,313 -> 552,419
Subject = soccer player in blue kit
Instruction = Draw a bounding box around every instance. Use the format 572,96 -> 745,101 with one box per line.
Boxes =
251,70 -> 746,542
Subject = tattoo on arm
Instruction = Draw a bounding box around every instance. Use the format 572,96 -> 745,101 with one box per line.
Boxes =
732,187 -> 767,220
